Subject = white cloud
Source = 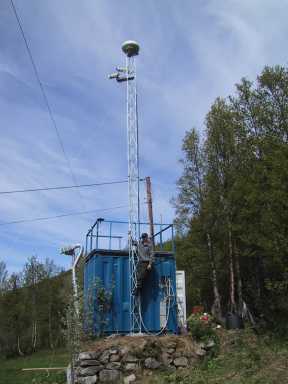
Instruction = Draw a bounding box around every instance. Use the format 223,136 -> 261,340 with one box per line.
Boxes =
1,0 -> 288,272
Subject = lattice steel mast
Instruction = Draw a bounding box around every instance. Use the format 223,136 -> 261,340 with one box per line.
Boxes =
109,40 -> 141,334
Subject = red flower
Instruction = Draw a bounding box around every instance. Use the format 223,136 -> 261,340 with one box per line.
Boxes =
192,305 -> 204,314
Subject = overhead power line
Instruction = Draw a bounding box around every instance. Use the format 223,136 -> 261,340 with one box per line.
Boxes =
0,205 -> 128,227
0,180 -> 128,195
9,0 -> 81,190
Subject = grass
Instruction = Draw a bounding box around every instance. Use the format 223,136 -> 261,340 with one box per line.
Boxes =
2,330 -> 288,384
144,329 -> 288,384
0,348 -> 69,384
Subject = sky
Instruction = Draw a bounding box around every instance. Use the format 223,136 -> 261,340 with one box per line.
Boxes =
0,0 -> 287,272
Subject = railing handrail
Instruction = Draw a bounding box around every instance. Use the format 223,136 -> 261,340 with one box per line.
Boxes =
85,219 -> 174,253
152,224 -> 172,239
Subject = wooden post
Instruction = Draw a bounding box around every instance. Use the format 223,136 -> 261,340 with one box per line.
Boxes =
22,368 -> 67,371
145,177 -> 154,246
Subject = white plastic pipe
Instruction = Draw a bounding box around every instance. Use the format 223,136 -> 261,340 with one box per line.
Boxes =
72,246 -> 83,318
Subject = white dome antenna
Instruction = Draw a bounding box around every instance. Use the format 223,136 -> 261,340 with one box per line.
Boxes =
121,40 -> 140,57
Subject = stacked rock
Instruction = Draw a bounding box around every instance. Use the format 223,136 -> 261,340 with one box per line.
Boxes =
74,336 -> 212,383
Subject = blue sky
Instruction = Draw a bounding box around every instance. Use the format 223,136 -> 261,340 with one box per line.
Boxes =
0,0 -> 287,272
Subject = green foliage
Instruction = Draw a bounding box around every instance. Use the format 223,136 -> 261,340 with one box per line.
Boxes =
0,256 -> 70,358
149,331 -> 288,384
187,313 -> 215,342
174,65 -> 288,333
186,312 -> 220,358
65,292 -> 81,379
175,228 -> 212,312
84,277 -> 113,337
95,278 -> 113,336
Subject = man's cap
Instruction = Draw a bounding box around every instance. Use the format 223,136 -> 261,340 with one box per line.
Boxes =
141,232 -> 149,239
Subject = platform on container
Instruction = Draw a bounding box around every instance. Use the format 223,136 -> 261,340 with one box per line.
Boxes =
85,248 -> 174,262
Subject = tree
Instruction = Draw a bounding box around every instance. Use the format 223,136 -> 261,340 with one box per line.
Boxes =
174,128 -> 222,319
205,98 -> 240,313
175,66 -> 288,332
0,261 -> 8,293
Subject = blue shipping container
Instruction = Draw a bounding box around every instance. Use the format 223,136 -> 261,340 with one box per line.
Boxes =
84,249 -> 178,334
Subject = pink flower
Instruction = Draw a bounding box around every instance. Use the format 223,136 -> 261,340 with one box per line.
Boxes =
200,315 -> 209,322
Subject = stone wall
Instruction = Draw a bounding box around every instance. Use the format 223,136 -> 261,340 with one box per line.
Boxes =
74,335 -> 213,383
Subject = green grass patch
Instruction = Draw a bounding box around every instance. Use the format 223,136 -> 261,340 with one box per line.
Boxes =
0,349 -> 69,384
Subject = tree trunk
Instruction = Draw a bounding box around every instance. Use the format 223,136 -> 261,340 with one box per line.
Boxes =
228,228 -> 236,312
234,241 -> 243,314
206,232 -> 222,320
32,320 -> 37,352
17,336 -> 24,356
255,255 -> 262,301
49,304 -> 54,350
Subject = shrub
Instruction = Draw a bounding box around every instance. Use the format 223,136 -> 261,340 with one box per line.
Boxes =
187,312 -> 219,354
187,313 -> 212,340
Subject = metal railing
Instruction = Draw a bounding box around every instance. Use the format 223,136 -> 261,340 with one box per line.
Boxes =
85,218 -> 175,254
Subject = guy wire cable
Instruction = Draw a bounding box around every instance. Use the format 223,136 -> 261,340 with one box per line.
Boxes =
0,205 -> 128,226
9,0 -> 84,204
0,179 -> 128,195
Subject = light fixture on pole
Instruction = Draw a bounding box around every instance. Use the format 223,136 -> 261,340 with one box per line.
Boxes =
61,244 -> 83,318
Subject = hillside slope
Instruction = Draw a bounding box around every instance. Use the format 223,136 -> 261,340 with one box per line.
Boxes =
149,329 -> 288,384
